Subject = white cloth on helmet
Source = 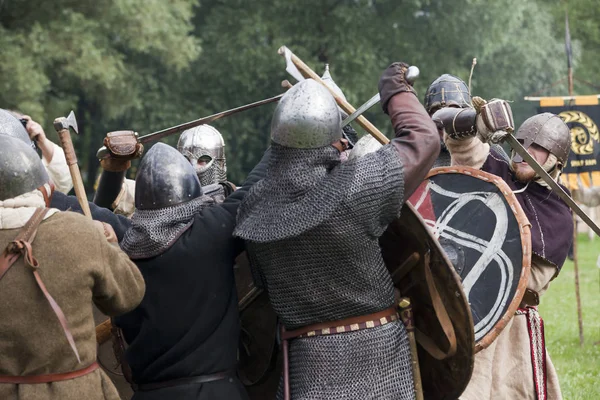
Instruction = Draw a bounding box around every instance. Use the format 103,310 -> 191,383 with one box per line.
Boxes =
42,142 -> 73,194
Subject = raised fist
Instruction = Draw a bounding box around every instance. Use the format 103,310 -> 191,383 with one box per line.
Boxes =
100,130 -> 143,172
378,62 -> 417,114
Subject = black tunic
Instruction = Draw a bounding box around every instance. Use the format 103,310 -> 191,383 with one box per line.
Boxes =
114,150 -> 268,400
50,191 -> 131,241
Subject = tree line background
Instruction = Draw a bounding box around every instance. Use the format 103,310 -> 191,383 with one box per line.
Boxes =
1,0 -> 598,189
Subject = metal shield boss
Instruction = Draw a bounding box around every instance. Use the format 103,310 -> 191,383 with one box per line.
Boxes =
406,166 -> 532,354
234,253 -> 280,399
380,203 -> 474,400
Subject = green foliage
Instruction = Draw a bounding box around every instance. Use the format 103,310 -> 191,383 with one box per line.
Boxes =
0,0 -> 200,187
540,235 -> 600,399
0,0 -> 590,184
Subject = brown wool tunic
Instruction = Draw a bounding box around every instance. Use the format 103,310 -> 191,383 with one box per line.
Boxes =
0,211 -> 145,400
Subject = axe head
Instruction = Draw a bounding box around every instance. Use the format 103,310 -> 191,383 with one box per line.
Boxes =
53,110 -> 79,134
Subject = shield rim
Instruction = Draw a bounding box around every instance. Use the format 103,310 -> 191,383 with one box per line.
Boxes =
418,166 -> 532,353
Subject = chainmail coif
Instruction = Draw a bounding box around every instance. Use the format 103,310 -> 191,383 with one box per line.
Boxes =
121,195 -> 214,259
236,143 -> 414,398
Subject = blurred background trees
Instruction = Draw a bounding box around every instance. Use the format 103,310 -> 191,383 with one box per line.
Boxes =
0,0 -> 595,186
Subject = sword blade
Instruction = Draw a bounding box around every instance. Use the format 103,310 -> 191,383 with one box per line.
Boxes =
96,93 -> 283,158
342,66 -> 419,126
505,134 -> 600,237
342,93 -> 380,126
139,93 -> 283,144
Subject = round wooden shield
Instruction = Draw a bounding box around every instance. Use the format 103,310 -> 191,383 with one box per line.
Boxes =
234,253 -> 281,399
380,203 -> 474,400
407,166 -> 531,352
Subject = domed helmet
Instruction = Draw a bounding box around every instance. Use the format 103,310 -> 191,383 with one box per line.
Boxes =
271,79 -> 342,148
135,143 -> 203,210
0,108 -> 34,148
424,74 -> 472,115
177,125 -> 226,186
513,113 -> 570,166
0,135 -> 49,201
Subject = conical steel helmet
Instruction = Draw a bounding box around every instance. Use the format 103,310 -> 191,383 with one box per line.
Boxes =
271,79 -> 342,148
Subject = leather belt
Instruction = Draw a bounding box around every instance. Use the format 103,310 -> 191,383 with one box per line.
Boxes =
132,370 -> 236,392
280,306 -> 398,400
281,306 -> 398,340
520,289 -> 540,308
0,362 -> 99,384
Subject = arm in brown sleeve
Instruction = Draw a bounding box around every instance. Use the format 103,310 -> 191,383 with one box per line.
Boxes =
92,232 -> 145,316
387,92 -> 441,199
431,107 -> 477,139
431,106 -> 490,169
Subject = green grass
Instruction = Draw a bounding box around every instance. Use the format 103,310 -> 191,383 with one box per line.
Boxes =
539,234 -> 600,400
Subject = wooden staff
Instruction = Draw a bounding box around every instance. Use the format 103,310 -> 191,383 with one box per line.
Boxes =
277,46 -> 390,145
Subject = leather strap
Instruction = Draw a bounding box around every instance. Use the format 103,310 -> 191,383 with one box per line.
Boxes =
414,252 -> 458,360
0,208 -> 81,363
0,362 -> 99,384
281,306 -> 398,341
132,370 -> 236,392
520,288 -> 540,308
0,208 -> 48,281
111,323 -> 134,385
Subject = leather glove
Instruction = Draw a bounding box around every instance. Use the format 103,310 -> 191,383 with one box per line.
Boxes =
100,130 -> 143,172
473,97 -> 514,144
378,62 -> 417,115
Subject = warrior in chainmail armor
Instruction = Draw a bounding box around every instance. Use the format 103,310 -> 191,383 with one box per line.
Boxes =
234,63 -> 440,399
436,105 -> 573,399
424,74 -> 508,167
94,125 -> 235,217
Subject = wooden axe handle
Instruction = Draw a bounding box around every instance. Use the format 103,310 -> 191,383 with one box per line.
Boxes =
96,318 -> 113,345
278,47 -> 390,145
55,126 -> 92,218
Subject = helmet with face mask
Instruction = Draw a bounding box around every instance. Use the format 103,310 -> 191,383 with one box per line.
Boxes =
177,125 -> 227,186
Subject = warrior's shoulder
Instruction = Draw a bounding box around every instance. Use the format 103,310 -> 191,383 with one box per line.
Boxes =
43,210 -> 105,238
